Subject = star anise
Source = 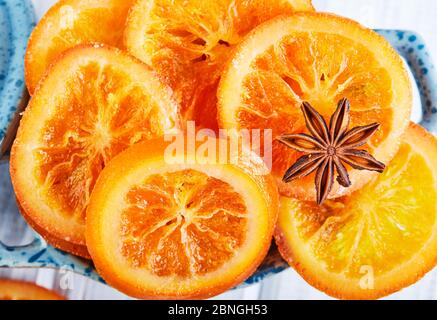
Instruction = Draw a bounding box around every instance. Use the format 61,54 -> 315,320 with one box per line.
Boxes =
277,98 -> 386,205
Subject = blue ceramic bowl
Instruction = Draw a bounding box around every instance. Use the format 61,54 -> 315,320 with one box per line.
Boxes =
0,29 -> 436,290
0,0 -> 34,151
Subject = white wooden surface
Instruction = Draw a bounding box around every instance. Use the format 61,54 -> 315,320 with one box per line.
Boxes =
1,0 -> 437,300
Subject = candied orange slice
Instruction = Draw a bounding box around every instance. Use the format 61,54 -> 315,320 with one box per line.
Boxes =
0,279 -> 64,300
86,137 -> 278,299
218,13 -> 412,200
125,0 -> 314,130
275,123 -> 437,299
25,0 -> 136,94
11,45 -> 179,251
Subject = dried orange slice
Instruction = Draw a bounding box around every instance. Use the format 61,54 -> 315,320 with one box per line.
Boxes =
0,279 -> 64,300
125,0 -> 314,130
86,137 -> 278,299
218,13 -> 412,200
11,45 -> 179,252
25,0 -> 136,94
275,123 -> 437,299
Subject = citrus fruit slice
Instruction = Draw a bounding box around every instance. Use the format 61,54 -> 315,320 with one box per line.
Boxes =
218,12 -> 412,200
0,279 -> 64,300
86,137 -> 278,299
11,45 -> 179,252
275,123 -> 437,299
25,0 -> 136,94
125,0 -> 314,130
17,201 -> 90,259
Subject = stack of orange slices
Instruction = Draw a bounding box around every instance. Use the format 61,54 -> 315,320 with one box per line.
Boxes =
9,0 -> 437,300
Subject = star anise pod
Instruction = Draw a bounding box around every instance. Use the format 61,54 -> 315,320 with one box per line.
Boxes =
277,98 -> 386,205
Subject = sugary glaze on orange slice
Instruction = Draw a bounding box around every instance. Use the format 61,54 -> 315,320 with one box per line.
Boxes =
11,45 -> 179,248
125,0 -> 314,131
275,123 -> 437,299
218,13 -> 412,200
25,0 -> 136,94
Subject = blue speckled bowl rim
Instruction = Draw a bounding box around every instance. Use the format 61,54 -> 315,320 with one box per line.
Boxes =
0,29 -> 436,292
0,0 -> 35,142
